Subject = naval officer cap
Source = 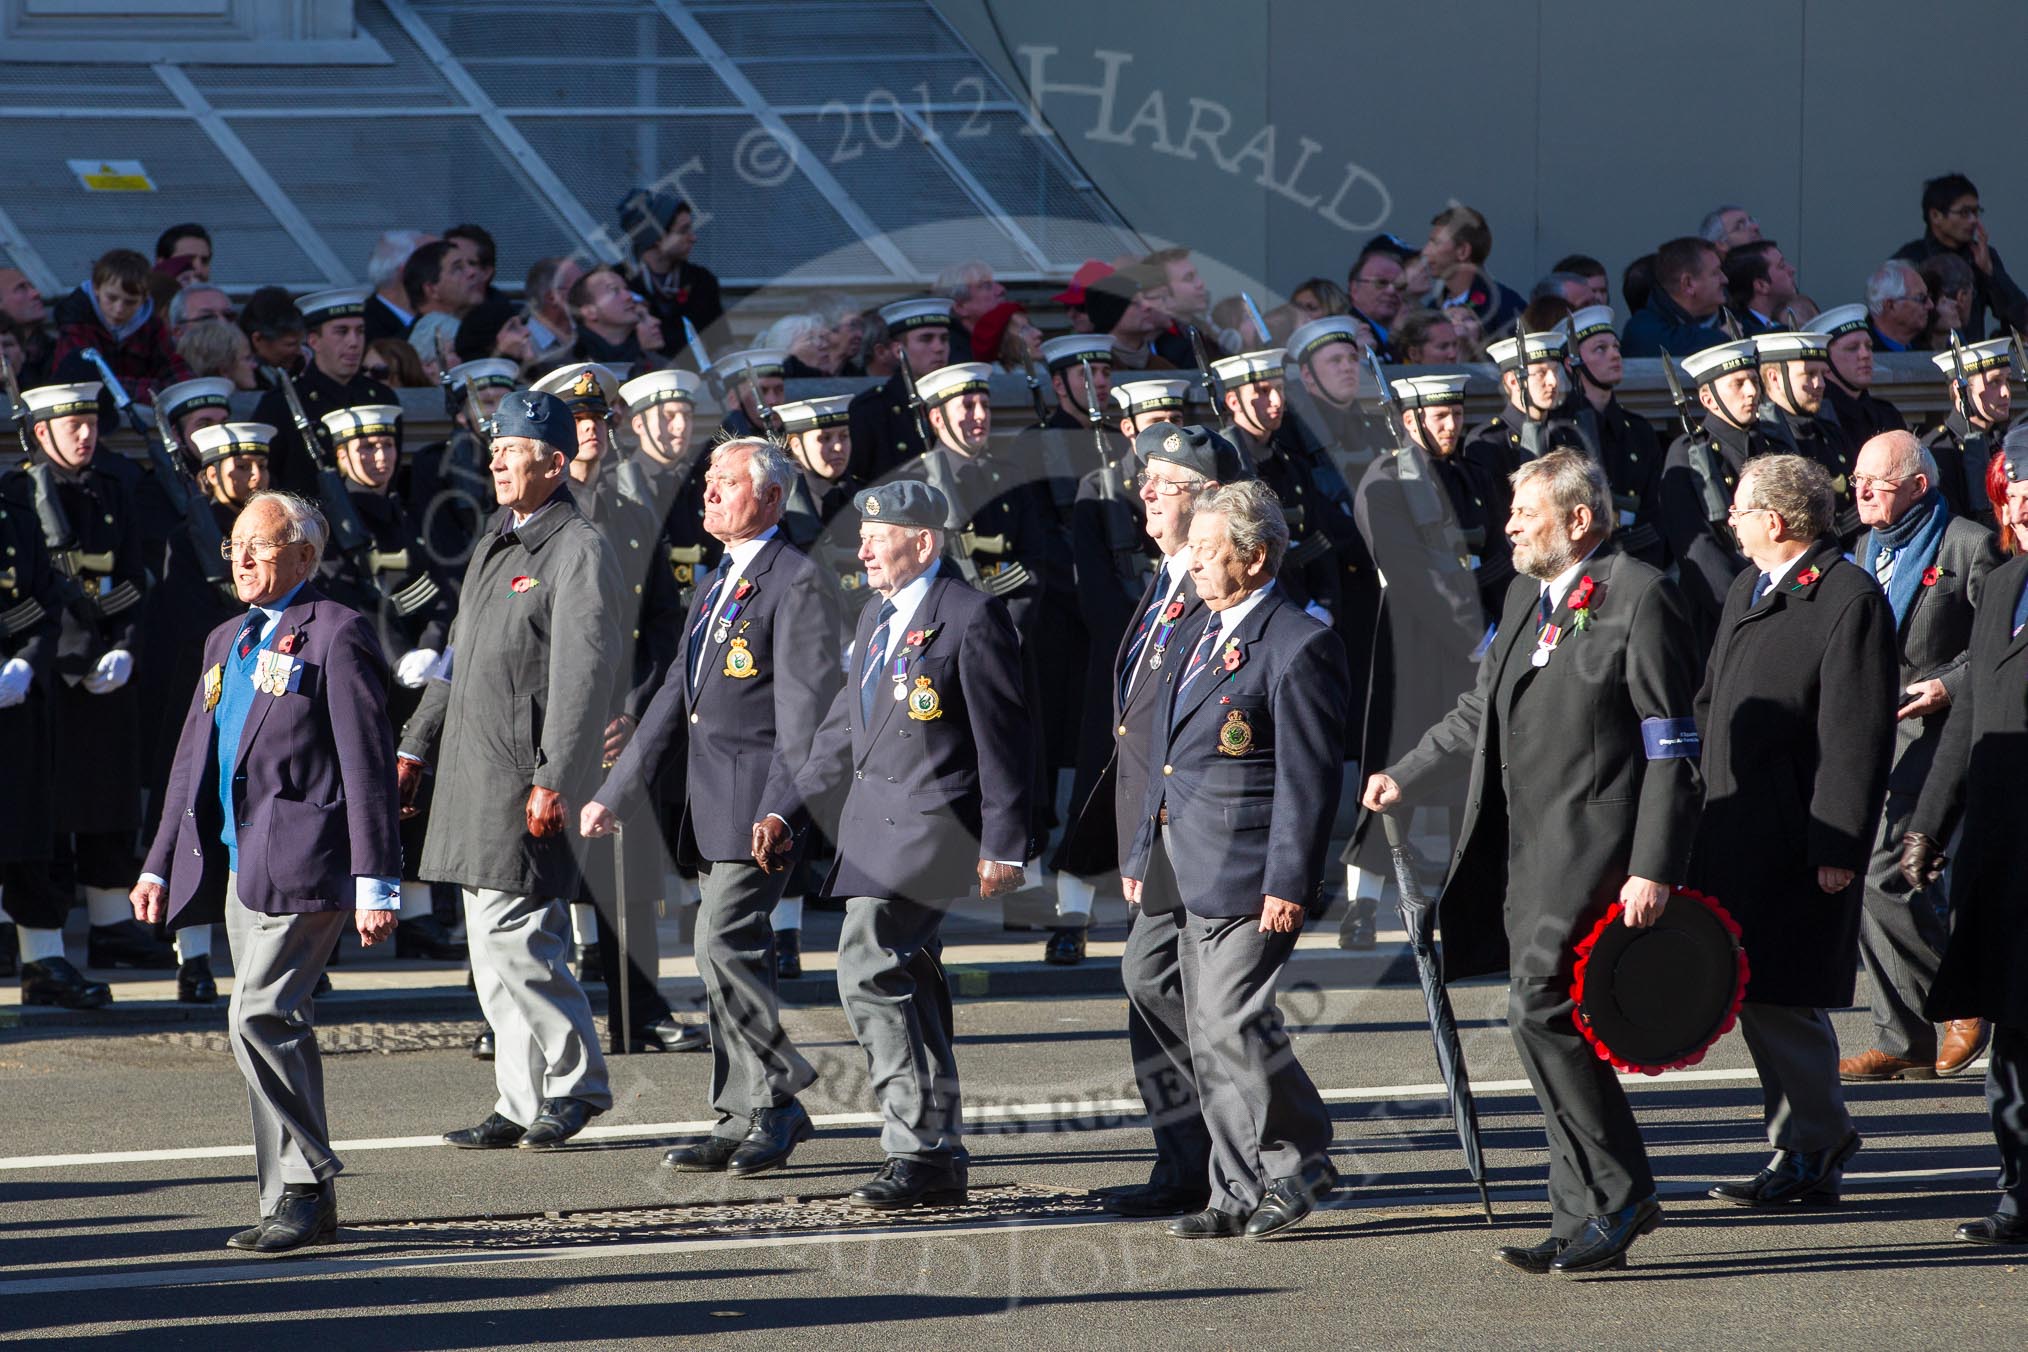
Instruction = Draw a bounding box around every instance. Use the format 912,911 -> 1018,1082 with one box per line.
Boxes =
1804,304 -> 1870,340
320,404 -> 403,445
1487,330 -> 1568,371
878,298 -> 954,333
914,361 -> 993,407
297,286 -> 370,329
1390,374 -> 1469,409
489,389 -> 577,456
774,394 -> 853,433
618,368 -> 703,411
1931,338 -> 2012,377
1039,333 -> 1113,374
533,361 -> 622,414
1109,378 -> 1191,416
1681,339 -> 1760,385
189,420 -> 277,468
714,348 -> 788,383
1563,306 -> 1617,344
1286,316 -> 1363,366
1208,348 -> 1287,390
155,376 -> 236,426
20,382 -> 102,422
1137,422 -> 1246,484
446,358 -> 521,394
1752,331 -> 1830,364
858,479 -> 951,529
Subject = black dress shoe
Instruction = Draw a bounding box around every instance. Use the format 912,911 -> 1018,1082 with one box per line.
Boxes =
1495,1235 -> 1569,1274
313,972 -> 332,997
774,928 -> 802,981
845,1157 -> 967,1210
395,914 -> 468,961
632,1016 -> 708,1053
19,957 -> 113,1009
1166,1207 -> 1247,1239
1337,895 -> 1377,951
225,1222 -> 267,1251
1956,1213 -> 2028,1245
443,1111 -> 525,1149
254,1180 -> 337,1255
730,1102 -> 815,1177
662,1135 -> 744,1171
1712,1134 -> 1860,1208
0,922 -> 17,978
177,955 -> 218,1004
1043,927 -> 1087,966
470,1026 -> 495,1060
1244,1176 -> 1319,1239
1106,1185 -> 1209,1218
518,1096 -> 603,1149
87,919 -> 176,970
1552,1197 -> 1662,1275
574,944 -> 604,986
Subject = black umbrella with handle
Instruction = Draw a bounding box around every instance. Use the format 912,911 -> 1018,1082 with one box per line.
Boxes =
1382,811 -> 1494,1223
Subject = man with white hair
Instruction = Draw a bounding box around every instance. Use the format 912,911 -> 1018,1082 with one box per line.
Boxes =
1865,260 -> 1932,354
133,490 -> 402,1253
937,259 -> 1005,364
1699,204 -> 1762,256
584,438 -> 840,1174
364,229 -> 433,343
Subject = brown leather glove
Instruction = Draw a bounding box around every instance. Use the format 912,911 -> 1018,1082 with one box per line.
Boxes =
977,860 -> 1024,899
396,757 -> 425,820
526,786 -> 567,839
602,714 -> 636,768
1899,831 -> 1946,892
752,817 -> 792,873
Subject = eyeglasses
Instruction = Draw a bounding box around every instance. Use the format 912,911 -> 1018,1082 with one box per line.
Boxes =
1135,470 -> 1205,497
1352,275 -> 1410,293
1892,294 -> 1933,308
220,536 -> 291,560
1724,506 -> 1773,521
1947,204 -> 1986,219
1852,472 -> 1917,492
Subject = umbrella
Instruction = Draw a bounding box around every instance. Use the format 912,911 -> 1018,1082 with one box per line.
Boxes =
1382,812 -> 1493,1222
613,824 -> 632,1055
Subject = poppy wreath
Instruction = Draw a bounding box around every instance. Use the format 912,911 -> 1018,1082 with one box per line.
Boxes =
1569,886 -> 1749,1076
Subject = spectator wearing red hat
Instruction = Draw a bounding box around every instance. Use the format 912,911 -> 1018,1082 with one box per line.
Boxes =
972,300 -> 1042,373
1053,259 -> 1115,335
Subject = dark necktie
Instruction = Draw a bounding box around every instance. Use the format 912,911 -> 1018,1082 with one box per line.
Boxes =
1750,571 -> 1774,607
1173,613 -> 1224,718
236,611 -> 266,660
860,600 -> 896,723
1119,578 -> 1174,701
1536,588 -> 1553,633
2012,573 -> 2028,637
686,563 -> 726,689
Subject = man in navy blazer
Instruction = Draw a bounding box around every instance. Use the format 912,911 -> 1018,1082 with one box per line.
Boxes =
1123,478 -> 1347,1241
584,437 -> 840,1177
757,478 -> 1032,1210
132,490 -> 402,1255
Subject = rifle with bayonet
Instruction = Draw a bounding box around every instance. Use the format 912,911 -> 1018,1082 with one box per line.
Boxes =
81,349 -> 232,596
261,363 -> 376,573
893,344 -> 1021,594
1017,352 -> 1050,429
1661,355 -> 1732,529
1189,324 -> 1232,437
1078,353 -> 1142,575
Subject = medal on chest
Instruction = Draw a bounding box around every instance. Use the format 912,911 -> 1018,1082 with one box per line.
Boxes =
1531,622 -> 1562,668
202,662 -> 223,711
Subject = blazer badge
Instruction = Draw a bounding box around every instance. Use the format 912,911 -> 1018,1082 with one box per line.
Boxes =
1217,709 -> 1253,756
723,637 -> 758,679
906,675 -> 943,721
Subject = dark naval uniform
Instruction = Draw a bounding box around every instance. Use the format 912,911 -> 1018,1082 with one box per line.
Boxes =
846,370 -> 927,484
1922,410 -> 2006,532
1659,417 -> 1778,641
0,477 -> 61,912
1461,403 -> 1587,482
1824,382 -> 1907,446
253,365 -> 398,498
1231,424 -> 1344,619
1568,394 -> 1669,566
406,424 -> 494,581
1761,402 -> 1862,543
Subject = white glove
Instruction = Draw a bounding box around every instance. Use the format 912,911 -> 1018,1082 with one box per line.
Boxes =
0,657 -> 30,709
82,648 -> 133,695
395,648 -> 441,689
1304,602 -> 1333,627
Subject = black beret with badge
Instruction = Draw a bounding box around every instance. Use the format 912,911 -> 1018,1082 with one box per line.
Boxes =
489,389 -> 577,456
1136,422 -> 1247,484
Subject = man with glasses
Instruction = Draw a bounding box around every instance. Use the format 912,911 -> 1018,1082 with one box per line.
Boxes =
1922,338 -> 2014,530
1346,237 -> 1414,363
1866,261 -> 1933,354
1894,173 -> 2028,340
1837,430 -> 1999,1085
1699,204 -> 1763,257
253,287 -> 397,498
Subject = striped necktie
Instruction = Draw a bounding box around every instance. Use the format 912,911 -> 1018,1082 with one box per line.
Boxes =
860,600 -> 896,723
686,563 -> 726,689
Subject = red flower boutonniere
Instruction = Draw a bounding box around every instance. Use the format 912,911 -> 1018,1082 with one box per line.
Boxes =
1568,575 -> 1597,631
732,578 -> 753,601
1163,600 -> 1185,622
275,631 -> 300,656
510,575 -> 539,593
1789,567 -> 1820,592
1220,638 -> 1243,673
1921,565 -> 1945,587
906,627 -> 935,649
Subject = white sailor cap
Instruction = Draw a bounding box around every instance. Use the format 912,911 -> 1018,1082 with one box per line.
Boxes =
1753,331 -> 1830,364
1931,338 -> 2012,377
1487,331 -> 1568,371
190,420 -> 277,466
714,348 -> 788,383
915,361 -> 994,407
297,286 -> 371,328
1563,306 -> 1616,343
1039,333 -> 1113,373
774,394 -> 854,433
533,361 -> 622,413
1390,374 -> 1469,409
618,368 -> 703,410
20,382 -> 101,421
1208,348 -> 1286,389
1804,304 -> 1869,340
878,298 -> 954,333
446,358 -> 521,393
1108,378 -> 1192,415
320,404 -> 403,445
1681,339 -> 1761,385
155,376 -> 235,424
1286,316 -> 1363,365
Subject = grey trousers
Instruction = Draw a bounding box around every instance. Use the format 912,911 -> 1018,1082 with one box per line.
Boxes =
1510,977 -> 1655,1238
1858,784 -> 1949,1059
464,887 -> 610,1125
1177,909 -> 1333,1216
1121,904 -> 1214,1193
223,876 -> 348,1217
836,896 -> 963,1162
1739,1002 -> 1853,1154
697,859 -> 816,1139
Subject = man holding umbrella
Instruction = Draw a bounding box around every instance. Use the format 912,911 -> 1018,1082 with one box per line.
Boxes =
1365,450 -> 1704,1275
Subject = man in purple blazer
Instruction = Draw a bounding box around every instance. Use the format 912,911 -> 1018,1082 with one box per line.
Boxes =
131,490 -> 402,1256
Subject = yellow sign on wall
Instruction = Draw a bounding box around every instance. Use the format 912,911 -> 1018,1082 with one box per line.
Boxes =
68,160 -> 155,192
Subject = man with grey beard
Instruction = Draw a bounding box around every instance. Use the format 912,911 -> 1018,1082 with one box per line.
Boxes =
1367,450 -> 1704,1275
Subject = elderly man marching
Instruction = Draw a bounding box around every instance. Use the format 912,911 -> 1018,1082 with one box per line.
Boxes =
1367,451 -> 1705,1275
1123,479 -> 1348,1241
582,437 -> 841,1176
132,491 -> 402,1254
397,390 -> 622,1151
1838,430 -> 1999,1084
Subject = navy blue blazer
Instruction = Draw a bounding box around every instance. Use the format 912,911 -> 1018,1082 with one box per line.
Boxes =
1126,587 -> 1348,918
782,572 -> 1033,903
596,535 -> 842,865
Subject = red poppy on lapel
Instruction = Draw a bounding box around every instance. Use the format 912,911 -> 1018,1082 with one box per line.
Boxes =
1221,639 -> 1242,673
510,575 -> 539,593
276,630 -> 301,656
1163,600 -> 1185,622
1568,575 -> 1597,630
1921,565 -> 1944,587
1790,567 -> 1821,591
732,578 -> 753,601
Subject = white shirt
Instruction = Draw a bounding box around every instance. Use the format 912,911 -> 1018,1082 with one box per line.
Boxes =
875,557 -> 942,646
1759,549 -> 1810,600
692,526 -> 779,687
1200,580 -> 1276,646
1539,544 -> 1604,614
1125,550 -> 1195,699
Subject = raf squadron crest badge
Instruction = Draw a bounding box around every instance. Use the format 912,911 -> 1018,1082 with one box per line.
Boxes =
723,637 -> 758,678
1217,709 -> 1253,756
906,675 -> 943,721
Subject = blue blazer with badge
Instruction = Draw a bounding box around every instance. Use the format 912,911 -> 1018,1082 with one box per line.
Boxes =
596,535 -> 841,864
1126,587 -> 1348,919
781,571 -> 1033,903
